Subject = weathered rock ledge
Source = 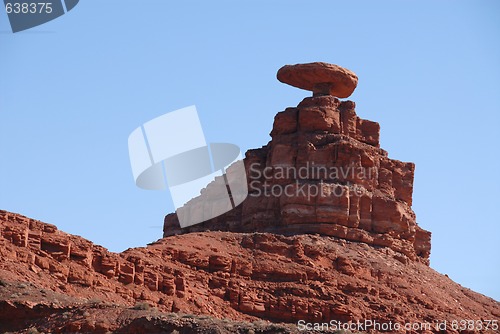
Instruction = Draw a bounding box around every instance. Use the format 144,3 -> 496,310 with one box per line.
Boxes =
164,94 -> 431,264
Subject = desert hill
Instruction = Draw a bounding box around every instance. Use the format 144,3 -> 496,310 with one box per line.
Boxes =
1,63 -> 498,333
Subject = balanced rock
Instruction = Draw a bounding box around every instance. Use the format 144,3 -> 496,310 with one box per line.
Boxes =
165,63 -> 431,264
277,62 -> 358,98
1,64 -> 499,332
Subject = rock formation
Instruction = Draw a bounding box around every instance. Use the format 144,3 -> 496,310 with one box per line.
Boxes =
277,62 -> 358,97
164,62 -> 432,265
1,63 -> 498,333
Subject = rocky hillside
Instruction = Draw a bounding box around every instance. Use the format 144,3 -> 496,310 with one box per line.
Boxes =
0,210 -> 498,333
1,63 -> 498,333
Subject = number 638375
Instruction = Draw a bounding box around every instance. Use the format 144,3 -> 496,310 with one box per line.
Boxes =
5,2 -> 53,14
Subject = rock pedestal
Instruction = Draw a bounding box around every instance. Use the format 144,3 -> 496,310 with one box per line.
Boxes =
164,63 -> 431,264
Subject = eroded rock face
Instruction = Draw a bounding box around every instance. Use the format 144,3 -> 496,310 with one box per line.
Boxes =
1,211 -> 499,333
164,93 -> 431,264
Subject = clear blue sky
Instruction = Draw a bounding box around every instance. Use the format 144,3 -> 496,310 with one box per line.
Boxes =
1,1 -> 499,301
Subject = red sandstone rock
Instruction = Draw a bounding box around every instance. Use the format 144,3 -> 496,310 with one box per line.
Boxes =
0,211 -> 499,333
277,62 -> 358,98
164,92 -> 429,265
1,64 -> 498,333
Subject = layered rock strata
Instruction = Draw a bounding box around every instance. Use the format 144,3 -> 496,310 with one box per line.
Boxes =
1,210 -> 499,333
164,63 -> 431,264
